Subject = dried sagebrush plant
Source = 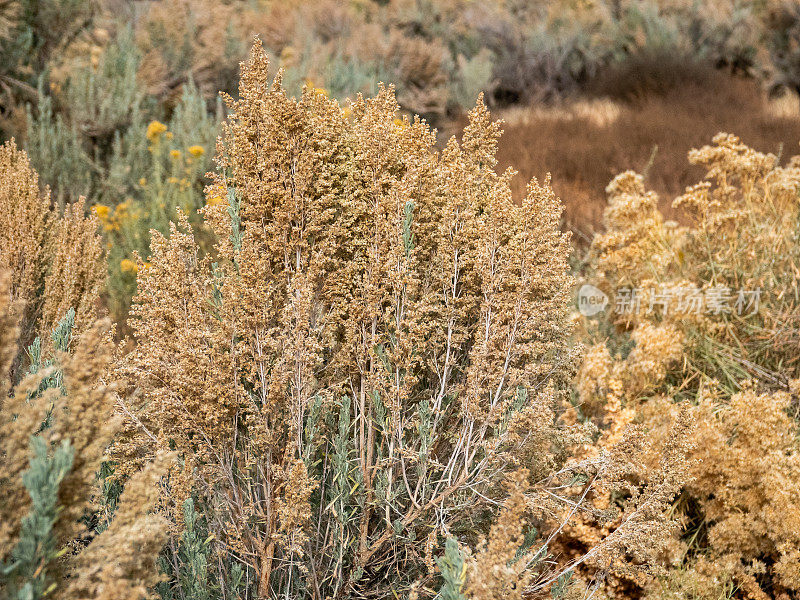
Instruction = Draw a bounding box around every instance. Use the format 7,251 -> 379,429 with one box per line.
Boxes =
0,140 -> 106,371
687,383 -> 800,594
116,39 -> 689,600
0,140 -> 53,343
591,134 -> 800,387
577,134 -> 800,598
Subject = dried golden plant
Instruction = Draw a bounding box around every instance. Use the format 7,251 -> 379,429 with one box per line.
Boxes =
62,452 -> 174,600
450,402 -> 692,600
630,383 -> 800,599
0,312 -> 119,552
465,469 -> 537,600
0,140 -> 106,366
577,322 -> 684,426
565,320 -> 688,594
0,270 -> 19,401
688,383 -> 800,593
578,134 -> 800,598
592,133 -> 800,383
0,139 -> 54,343
115,39 -> 688,599
41,197 -> 106,340
0,270 -> 41,552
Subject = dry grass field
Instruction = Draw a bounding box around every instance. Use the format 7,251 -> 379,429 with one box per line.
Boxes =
494,72 -> 800,237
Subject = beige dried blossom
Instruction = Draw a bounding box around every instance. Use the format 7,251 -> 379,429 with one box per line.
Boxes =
0,270 -> 20,400
0,315 -> 119,554
688,385 -> 800,595
466,469 -> 536,600
0,140 -> 54,345
593,170 -> 673,294
41,197 -> 105,339
62,452 -> 174,600
0,140 -> 106,368
578,133 -> 800,598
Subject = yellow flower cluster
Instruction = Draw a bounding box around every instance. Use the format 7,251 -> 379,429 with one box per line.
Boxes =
94,204 -> 110,221
145,121 -> 206,167
167,176 -> 192,191
94,199 -> 136,233
145,120 -> 168,143
303,78 -> 328,97
120,258 -> 138,274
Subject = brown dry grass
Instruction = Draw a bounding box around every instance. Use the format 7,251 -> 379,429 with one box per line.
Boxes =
487,73 -> 800,240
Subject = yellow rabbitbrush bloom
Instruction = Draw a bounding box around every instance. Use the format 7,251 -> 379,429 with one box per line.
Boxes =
170,150 -> 181,161
95,200 -> 136,234
120,258 -> 138,274
303,78 -> 327,97
187,145 -> 205,157
95,204 -> 119,231
114,198 -> 134,221
94,204 -> 110,220
145,120 -> 168,143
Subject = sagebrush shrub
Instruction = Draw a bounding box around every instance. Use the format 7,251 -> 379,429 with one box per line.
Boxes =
0,270 -> 172,600
594,133 -> 800,387
114,39 -> 689,600
0,0 -> 99,140
688,384 -> 800,593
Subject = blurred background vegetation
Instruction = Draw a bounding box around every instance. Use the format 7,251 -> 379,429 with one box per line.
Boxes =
1,0 -> 800,323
